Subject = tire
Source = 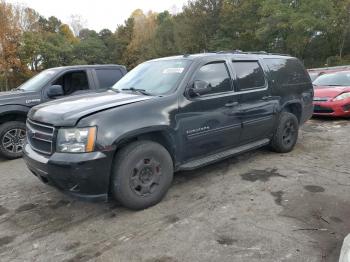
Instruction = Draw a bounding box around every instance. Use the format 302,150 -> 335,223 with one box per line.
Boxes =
111,140 -> 174,210
0,121 -> 26,159
270,112 -> 299,153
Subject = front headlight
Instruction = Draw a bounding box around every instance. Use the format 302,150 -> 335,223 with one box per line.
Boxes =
333,92 -> 350,101
57,127 -> 96,153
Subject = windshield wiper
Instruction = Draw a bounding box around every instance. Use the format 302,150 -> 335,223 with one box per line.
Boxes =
11,87 -> 24,92
121,87 -> 152,96
109,88 -> 120,93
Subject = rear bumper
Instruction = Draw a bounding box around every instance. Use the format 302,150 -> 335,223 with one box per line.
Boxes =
23,143 -> 114,201
301,102 -> 314,124
313,101 -> 350,117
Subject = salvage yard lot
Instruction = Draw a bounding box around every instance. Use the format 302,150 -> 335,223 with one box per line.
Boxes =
0,119 -> 349,262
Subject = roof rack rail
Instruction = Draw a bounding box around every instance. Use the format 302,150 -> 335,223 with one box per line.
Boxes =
245,51 -> 268,54
216,50 -> 244,54
268,52 -> 291,56
216,50 -> 290,56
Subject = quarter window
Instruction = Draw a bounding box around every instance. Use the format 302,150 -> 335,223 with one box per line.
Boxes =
194,62 -> 232,95
264,58 -> 310,86
232,61 -> 266,91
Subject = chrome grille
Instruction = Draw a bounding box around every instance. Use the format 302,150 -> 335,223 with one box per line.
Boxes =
26,119 -> 54,155
313,97 -> 329,102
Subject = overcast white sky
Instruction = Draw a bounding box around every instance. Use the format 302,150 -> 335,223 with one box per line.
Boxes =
7,0 -> 188,32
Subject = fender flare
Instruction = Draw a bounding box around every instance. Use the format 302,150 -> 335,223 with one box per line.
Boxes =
112,125 -> 178,161
280,99 -> 302,112
0,105 -> 31,117
280,99 -> 303,122
113,125 -> 176,146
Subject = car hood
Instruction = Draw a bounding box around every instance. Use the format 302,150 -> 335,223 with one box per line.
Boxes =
29,91 -> 153,126
0,90 -> 41,106
313,86 -> 350,100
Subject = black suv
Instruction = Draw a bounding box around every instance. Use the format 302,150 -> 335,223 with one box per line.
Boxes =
0,65 -> 126,159
23,52 -> 313,210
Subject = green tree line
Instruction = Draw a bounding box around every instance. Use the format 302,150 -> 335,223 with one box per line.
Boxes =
1,0 -> 350,91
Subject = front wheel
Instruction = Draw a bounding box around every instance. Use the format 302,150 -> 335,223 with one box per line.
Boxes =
111,140 -> 174,210
270,112 -> 299,153
0,121 -> 26,159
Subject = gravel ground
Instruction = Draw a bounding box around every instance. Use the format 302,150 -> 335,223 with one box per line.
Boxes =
0,118 -> 349,262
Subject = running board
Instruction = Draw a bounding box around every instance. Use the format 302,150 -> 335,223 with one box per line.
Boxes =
178,138 -> 270,171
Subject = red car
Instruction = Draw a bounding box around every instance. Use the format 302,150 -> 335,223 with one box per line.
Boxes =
313,71 -> 350,117
308,65 -> 350,81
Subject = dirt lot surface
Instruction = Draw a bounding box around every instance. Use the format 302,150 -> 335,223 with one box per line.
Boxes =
0,118 -> 349,262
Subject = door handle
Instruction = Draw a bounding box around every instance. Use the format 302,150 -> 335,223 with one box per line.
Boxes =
262,96 -> 273,101
225,101 -> 239,107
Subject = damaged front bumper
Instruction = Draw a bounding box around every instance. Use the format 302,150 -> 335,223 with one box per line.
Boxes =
23,143 -> 114,201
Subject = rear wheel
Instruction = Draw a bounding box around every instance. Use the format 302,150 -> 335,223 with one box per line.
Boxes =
270,112 -> 299,153
0,121 -> 26,159
111,140 -> 173,210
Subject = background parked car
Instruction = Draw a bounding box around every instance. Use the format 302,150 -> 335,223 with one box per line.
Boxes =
313,71 -> 350,117
308,65 -> 350,81
0,64 -> 127,159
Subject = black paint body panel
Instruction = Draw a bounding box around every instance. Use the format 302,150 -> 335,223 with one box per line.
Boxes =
23,53 -> 314,200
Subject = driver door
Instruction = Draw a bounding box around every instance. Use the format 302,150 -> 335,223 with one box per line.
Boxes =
177,60 -> 242,162
42,70 -> 92,101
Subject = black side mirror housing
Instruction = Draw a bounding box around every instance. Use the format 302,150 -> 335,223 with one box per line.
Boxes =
47,85 -> 64,98
188,80 -> 212,97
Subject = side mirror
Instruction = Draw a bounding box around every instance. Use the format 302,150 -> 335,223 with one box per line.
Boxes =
47,85 -> 64,98
188,80 -> 212,97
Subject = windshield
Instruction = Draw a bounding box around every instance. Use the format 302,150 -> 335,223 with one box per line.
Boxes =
112,59 -> 191,95
308,72 -> 319,82
19,69 -> 57,92
313,71 -> 350,87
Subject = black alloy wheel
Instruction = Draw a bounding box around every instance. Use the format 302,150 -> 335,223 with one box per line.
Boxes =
281,119 -> 297,147
270,112 -> 299,153
111,140 -> 174,210
130,157 -> 162,197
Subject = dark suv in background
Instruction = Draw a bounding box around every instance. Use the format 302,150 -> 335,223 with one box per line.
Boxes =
23,52 -> 314,210
0,65 -> 126,159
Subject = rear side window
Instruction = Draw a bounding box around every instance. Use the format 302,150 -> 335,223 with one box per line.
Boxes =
194,62 -> 232,95
264,58 -> 310,86
232,61 -> 266,91
95,69 -> 123,89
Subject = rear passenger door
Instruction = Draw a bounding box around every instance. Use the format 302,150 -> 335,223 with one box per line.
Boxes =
232,60 -> 278,143
93,68 -> 124,91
